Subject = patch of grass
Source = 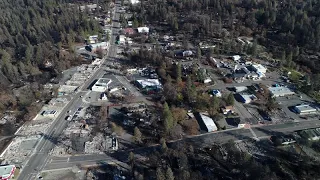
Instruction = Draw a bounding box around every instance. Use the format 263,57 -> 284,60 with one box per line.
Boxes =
289,71 -> 302,83
41,172 -> 48,177
283,68 -> 303,83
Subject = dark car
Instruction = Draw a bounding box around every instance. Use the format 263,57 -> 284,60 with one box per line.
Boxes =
258,109 -> 271,121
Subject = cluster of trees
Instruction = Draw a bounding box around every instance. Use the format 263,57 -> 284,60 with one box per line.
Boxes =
0,0 -> 102,84
124,140 -> 320,180
133,0 -> 320,82
0,0 -> 105,127
130,49 -> 234,135
143,0 -> 320,64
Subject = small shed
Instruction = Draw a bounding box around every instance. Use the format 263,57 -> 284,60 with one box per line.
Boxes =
232,55 -> 241,61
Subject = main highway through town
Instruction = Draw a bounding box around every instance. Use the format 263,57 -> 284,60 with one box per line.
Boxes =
41,119 -> 320,172
18,3 -> 121,180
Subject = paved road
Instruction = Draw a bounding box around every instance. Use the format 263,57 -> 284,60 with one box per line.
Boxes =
18,4 -> 121,180
42,119 -> 320,171
43,154 -> 129,171
114,75 -> 142,97
18,90 -> 88,180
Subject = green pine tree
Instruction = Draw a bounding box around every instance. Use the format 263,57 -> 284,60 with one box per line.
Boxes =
133,127 -> 142,143
156,168 -> 165,180
166,167 -> 175,180
226,93 -> 235,106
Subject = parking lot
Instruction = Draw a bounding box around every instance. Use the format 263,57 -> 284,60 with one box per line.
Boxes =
275,93 -> 319,121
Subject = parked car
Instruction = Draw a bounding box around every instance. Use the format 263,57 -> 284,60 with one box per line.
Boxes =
65,115 -> 72,121
258,109 -> 272,121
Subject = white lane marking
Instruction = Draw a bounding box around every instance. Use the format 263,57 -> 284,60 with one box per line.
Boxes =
249,127 -> 258,138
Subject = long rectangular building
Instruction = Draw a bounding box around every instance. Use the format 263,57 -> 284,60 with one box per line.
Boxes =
194,113 -> 217,132
294,104 -> 317,115
269,86 -> 295,97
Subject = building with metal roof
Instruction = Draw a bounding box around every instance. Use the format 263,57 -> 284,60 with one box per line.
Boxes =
268,86 -> 295,97
194,113 -> 218,132
294,104 -> 317,115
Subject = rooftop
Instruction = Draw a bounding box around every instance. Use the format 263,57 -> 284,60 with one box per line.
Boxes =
269,86 -> 295,97
42,110 -> 57,115
137,27 -> 149,33
0,165 -> 15,179
232,55 -> 241,61
80,4 -> 97,11
252,64 -> 267,73
96,78 -> 112,86
294,104 -> 317,112
130,0 -> 140,4
199,114 -> 217,132
136,79 -> 161,88
239,94 -> 256,103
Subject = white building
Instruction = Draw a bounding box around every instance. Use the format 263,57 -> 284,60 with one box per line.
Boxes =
135,79 -> 161,89
198,113 -> 218,132
232,55 -> 241,61
41,110 -> 57,117
130,0 -> 140,4
234,86 -> 248,92
80,4 -> 98,12
92,78 -> 112,92
269,87 -> 295,97
294,104 -> 317,115
88,35 -> 99,44
137,27 -> 149,34
182,50 -> 193,57
0,165 -> 16,180
252,64 -> 267,74
119,35 -> 126,44
90,42 -> 108,51
203,78 -> 212,84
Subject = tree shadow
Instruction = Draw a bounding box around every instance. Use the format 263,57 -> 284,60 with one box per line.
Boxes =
86,79 -> 98,90
118,138 -> 138,150
254,126 -> 288,137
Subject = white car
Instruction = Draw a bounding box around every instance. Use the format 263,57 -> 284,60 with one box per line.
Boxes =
65,116 -> 72,121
